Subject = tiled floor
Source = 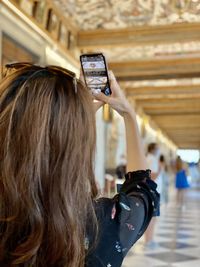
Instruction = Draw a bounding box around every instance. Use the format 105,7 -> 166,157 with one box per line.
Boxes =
122,187 -> 200,267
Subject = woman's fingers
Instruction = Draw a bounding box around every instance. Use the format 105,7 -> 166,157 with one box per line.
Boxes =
89,70 -> 132,115
91,90 -> 106,112
92,90 -> 112,104
92,89 -> 131,115
108,71 -> 122,97
92,90 -> 123,113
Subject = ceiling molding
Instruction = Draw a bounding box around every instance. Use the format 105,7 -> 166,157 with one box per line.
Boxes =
149,114 -> 200,148
152,114 -> 200,128
109,56 -> 200,81
137,99 -> 200,119
136,98 -> 200,106
126,84 -> 200,99
78,23 -> 200,48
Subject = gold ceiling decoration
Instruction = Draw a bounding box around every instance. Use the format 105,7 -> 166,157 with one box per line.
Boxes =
53,0 -> 200,30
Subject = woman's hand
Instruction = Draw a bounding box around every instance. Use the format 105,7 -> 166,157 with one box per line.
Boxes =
91,71 -> 133,116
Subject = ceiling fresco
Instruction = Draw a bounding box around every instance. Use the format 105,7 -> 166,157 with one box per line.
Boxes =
54,0 -> 200,30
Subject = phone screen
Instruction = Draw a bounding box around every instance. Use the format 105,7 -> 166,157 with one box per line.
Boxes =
80,53 -> 112,96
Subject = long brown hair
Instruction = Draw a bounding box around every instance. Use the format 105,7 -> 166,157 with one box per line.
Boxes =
0,64 -> 98,267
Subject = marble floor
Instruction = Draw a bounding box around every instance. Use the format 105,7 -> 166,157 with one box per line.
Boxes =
122,187 -> 200,267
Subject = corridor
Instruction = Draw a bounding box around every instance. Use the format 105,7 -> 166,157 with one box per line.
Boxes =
123,187 -> 200,267
1,1 -> 200,267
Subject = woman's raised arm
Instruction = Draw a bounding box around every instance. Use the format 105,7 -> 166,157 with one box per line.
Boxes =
92,71 -> 147,172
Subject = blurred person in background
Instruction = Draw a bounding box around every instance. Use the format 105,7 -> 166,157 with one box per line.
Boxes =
188,162 -> 200,186
159,155 -> 169,206
0,63 -> 159,267
144,143 -> 160,249
146,143 -> 160,181
175,156 -> 190,209
116,154 -> 127,180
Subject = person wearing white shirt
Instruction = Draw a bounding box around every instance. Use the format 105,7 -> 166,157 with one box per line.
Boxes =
145,143 -> 160,249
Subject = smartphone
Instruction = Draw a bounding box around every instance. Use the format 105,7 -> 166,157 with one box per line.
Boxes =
80,53 -> 112,96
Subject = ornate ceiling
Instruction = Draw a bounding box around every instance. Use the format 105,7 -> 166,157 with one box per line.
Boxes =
54,0 -> 200,62
54,0 -> 200,30
51,0 -> 200,149
1,0 -> 200,149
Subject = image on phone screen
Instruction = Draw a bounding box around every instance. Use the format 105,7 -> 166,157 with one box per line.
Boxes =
80,54 -> 111,96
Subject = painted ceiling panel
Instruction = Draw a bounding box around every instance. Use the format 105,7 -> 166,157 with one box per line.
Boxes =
53,0 -> 200,30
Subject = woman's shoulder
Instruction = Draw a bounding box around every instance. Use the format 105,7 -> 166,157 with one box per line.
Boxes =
94,169 -> 160,239
87,170 -> 160,267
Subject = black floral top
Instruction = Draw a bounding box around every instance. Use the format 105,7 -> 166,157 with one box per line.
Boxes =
85,170 -> 160,267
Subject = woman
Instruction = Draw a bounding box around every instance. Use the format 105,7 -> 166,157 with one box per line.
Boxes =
175,156 -> 189,208
159,155 -> 169,205
144,143 -> 160,249
0,63 -> 159,267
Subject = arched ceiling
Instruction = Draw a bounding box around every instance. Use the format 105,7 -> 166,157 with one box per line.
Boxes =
1,0 -> 199,149
52,0 -> 200,149
4,0 -> 198,149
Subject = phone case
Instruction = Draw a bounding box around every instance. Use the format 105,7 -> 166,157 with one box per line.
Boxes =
80,53 -> 112,96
